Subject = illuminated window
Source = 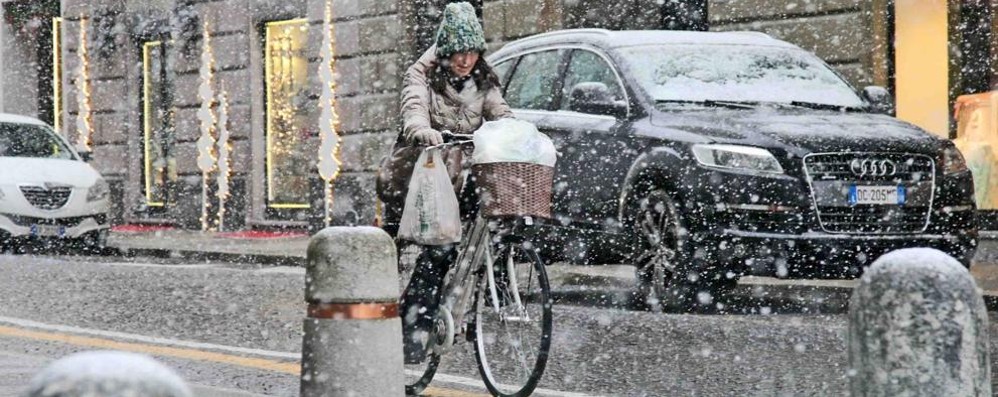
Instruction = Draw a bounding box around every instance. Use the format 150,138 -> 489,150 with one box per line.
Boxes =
52,17 -> 62,133
265,19 -> 310,209
894,1 -> 949,137
143,41 -> 167,207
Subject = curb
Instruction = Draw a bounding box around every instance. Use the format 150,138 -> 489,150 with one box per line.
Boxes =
111,245 -> 303,267
107,244 -> 998,313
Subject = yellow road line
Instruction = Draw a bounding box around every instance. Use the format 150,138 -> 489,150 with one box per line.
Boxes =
423,389 -> 489,397
0,325 -> 485,397
0,325 -> 300,373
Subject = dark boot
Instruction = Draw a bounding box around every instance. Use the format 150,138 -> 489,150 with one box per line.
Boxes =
401,244 -> 455,364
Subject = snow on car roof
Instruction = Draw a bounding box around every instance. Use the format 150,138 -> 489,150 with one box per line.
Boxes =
0,113 -> 47,126
494,29 -> 797,58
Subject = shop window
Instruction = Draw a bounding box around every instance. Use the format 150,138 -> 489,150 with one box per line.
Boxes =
264,19 -> 310,209
954,94 -> 998,210
52,17 -> 62,133
143,41 -> 168,207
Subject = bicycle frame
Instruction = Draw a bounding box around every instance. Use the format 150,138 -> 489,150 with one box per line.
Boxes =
422,133 -> 533,346
439,215 -> 490,339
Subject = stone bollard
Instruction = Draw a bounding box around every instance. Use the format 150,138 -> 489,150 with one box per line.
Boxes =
848,248 -> 991,397
300,227 -> 403,397
23,350 -> 192,397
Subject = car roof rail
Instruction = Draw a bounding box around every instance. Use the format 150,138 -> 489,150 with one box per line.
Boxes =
729,31 -> 776,40
508,28 -> 612,44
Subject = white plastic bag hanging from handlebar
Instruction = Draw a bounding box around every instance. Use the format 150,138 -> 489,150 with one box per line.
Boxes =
398,149 -> 462,245
472,119 -> 557,167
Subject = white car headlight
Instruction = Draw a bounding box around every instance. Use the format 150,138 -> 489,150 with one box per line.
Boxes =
87,179 -> 109,202
691,144 -> 784,174
942,146 -> 969,175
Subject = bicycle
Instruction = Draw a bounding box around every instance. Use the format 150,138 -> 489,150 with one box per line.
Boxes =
398,134 -> 553,397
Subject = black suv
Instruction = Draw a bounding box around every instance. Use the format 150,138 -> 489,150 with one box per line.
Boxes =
487,29 -> 978,308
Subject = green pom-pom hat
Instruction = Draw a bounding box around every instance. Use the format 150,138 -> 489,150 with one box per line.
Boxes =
435,2 -> 487,58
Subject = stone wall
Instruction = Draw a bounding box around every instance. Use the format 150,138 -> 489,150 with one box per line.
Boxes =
479,0 -> 665,52
306,0 -> 400,227
54,0 -> 403,229
0,0 -> 52,132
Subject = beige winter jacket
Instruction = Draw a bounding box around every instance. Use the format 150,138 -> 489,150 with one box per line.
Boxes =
401,45 -> 513,143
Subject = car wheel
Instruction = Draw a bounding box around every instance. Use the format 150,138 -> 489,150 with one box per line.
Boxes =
632,189 -> 731,313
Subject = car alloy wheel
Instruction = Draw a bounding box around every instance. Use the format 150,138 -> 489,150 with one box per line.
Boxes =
633,189 -> 684,311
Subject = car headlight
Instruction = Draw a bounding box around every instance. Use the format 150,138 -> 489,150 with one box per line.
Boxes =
691,144 -> 784,174
87,179 -> 109,202
942,146 -> 969,175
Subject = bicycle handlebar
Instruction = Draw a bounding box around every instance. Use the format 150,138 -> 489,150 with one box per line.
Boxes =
442,131 -> 473,142
427,131 -> 474,150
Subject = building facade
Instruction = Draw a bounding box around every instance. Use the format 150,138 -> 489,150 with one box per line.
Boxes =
0,0 -> 994,231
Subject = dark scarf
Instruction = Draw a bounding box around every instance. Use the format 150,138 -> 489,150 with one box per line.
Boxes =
448,72 -> 473,92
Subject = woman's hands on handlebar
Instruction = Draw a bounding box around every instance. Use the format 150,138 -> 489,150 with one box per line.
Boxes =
441,130 -> 473,143
412,130 -> 473,147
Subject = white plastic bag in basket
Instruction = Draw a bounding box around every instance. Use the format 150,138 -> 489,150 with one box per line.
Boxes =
398,150 -> 462,245
472,119 -> 557,167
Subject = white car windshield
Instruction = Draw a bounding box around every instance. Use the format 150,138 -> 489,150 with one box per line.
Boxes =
618,44 -> 866,108
0,123 -> 75,160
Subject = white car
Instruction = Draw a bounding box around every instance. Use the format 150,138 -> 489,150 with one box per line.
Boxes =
0,114 -> 110,252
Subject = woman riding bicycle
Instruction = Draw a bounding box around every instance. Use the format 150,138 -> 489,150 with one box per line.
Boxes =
391,2 -> 513,364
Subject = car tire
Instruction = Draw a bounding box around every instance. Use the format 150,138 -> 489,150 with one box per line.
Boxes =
631,189 -> 733,313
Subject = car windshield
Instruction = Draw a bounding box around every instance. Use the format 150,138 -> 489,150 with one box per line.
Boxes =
0,123 -> 75,160
618,44 -> 866,108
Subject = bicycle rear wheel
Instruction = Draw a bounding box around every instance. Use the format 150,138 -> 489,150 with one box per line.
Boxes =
470,239 -> 552,397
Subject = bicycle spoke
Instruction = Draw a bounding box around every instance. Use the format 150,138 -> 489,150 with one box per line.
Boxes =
473,240 -> 552,397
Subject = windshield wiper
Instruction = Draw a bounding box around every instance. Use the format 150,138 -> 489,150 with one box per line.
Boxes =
787,101 -> 864,112
656,99 -> 759,110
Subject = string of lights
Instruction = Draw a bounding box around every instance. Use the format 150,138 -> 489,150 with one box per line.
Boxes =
74,15 -> 92,153
196,20 -> 218,232
317,0 -> 342,226
216,88 -> 231,231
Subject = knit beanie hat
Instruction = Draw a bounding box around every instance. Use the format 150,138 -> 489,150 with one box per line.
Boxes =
435,2 -> 487,57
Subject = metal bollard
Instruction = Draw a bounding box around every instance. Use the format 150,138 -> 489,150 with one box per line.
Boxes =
848,248 -> 991,397
24,350 -> 192,397
300,227 -> 403,397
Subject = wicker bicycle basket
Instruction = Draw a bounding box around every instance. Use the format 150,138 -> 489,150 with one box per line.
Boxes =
472,162 -> 554,219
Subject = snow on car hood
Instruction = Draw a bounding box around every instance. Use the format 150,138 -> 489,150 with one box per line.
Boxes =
648,108 -> 942,155
0,157 -> 101,187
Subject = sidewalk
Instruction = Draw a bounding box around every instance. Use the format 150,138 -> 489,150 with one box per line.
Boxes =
107,228 -> 998,297
109,227 -> 308,266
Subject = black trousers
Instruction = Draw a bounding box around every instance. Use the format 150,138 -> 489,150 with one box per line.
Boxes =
400,244 -> 456,354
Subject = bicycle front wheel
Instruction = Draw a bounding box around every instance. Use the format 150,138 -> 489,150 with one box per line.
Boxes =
470,239 -> 552,397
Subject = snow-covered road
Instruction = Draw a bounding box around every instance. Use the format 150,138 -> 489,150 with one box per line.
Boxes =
0,254 -> 964,396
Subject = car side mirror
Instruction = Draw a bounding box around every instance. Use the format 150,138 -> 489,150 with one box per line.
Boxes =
569,82 -> 628,119
862,86 -> 895,116
79,151 -> 93,162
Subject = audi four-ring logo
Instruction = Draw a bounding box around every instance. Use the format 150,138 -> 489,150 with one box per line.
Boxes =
850,159 -> 897,176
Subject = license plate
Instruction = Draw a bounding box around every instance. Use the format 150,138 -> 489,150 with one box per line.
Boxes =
31,225 -> 65,237
849,185 -> 905,205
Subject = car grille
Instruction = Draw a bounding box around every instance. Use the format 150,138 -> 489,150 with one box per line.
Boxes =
19,185 -> 72,210
803,153 -> 935,234
4,214 -> 99,227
